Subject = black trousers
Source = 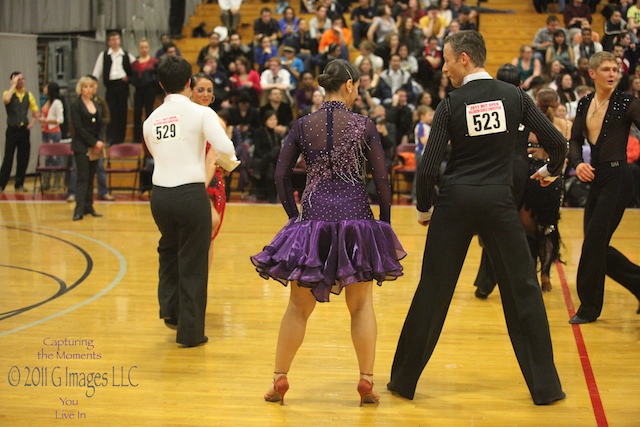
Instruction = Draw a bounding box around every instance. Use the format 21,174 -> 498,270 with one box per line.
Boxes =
106,80 -> 129,145
133,84 -> 157,143
150,183 -> 211,347
389,185 -> 564,404
169,0 -> 186,36
575,163 -> 640,321
0,126 -> 30,189
73,153 -> 98,217
474,155 -> 532,292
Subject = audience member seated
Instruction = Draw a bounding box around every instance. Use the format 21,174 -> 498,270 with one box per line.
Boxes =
573,27 -> 602,66
532,15 -> 568,65
285,18 -> 317,72
401,0 -> 426,27
417,90 -> 437,111
512,44 -> 542,91
369,104 -> 398,174
556,71 -> 577,106
354,41 -> 384,74
571,21 -> 601,45
281,46 -> 304,95
358,73 -> 380,111
378,54 -> 417,106
309,5 -> 332,43
351,0 -> 376,53
430,70 -> 452,108
226,92 -> 260,195
260,88 -> 293,132
295,71 -> 318,116
260,57 -> 292,103
627,0 -> 640,36
603,9 -> 629,52
546,29 -> 575,71
457,7 -> 477,31
368,5 -> 397,45
419,6 -> 447,43
375,32 -> 401,69
300,89 -> 324,116
398,44 -> 419,76
250,110 -> 283,203
279,6 -> 300,42
316,43 -> 343,74
436,0 -> 453,26
253,7 -> 280,47
197,32 -> 227,72
386,88 -> 416,146
154,34 -> 182,59
542,59 -> 564,89
573,56 -> 593,87
230,55 -> 262,107
358,57 -> 381,91
563,0 -> 592,40
318,16 -> 351,60
254,35 -> 278,71
224,32 -> 254,74
202,56 -> 230,110
397,16 -> 423,57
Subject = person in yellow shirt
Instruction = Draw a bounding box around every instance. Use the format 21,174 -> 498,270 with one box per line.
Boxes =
418,6 -> 447,43
1,72 -> 39,193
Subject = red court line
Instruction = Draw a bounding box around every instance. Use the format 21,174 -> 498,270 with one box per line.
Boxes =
555,261 -> 608,427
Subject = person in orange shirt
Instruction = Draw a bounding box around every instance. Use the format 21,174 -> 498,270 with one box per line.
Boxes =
318,17 -> 351,60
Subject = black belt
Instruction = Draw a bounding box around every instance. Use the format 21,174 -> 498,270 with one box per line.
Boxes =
7,125 -> 27,129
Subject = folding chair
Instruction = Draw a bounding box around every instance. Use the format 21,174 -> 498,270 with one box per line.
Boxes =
391,144 -> 417,202
33,142 -> 73,196
104,143 -> 142,199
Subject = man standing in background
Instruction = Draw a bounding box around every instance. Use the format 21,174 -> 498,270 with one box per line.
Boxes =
0,72 -> 39,193
92,31 -> 135,146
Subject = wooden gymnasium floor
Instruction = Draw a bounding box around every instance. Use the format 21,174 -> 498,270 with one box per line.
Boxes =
0,199 -> 639,426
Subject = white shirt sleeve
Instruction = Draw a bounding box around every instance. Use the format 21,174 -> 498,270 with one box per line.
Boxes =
92,52 -> 104,79
202,109 -> 240,172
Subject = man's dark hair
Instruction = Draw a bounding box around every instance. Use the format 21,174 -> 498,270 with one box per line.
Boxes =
546,15 -> 559,25
107,31 -> 120,39
10,71 -> 21,79
444,30 -> 486,68
158,56 -> 192,94
260,7 -> 271,15
496,64 -> 521,87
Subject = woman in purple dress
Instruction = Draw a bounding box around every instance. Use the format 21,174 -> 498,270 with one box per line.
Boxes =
252,58 -> 405,406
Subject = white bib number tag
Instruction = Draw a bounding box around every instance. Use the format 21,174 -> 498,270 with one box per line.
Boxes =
465,100 -> 507,137
152,116 -> 181,143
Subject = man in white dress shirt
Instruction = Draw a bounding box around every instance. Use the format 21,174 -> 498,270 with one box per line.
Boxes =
92,31 -> 135,145
143,56 -> 239,347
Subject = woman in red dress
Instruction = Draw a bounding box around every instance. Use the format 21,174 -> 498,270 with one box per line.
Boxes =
191,73 -> 227,267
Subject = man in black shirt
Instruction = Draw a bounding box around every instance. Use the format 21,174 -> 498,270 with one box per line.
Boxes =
253,7 -> 280,47
387,30 -> 567,405
567,51 -> 640,324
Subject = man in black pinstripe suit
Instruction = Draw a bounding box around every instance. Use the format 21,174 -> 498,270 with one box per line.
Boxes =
388,31 -> 567,405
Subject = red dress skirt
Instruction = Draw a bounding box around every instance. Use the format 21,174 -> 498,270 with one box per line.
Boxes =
206,142 -> 226,240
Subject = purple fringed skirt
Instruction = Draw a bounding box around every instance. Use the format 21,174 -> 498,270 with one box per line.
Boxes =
251,218 -> 406,302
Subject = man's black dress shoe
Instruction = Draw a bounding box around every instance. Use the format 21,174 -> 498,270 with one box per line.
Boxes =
474,287 -> 490,299
569,314 -> 596,324
72,214 -> 83,221
179,336 -> 208,348
164,319 -> 178,330
85,210 -> 103,217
